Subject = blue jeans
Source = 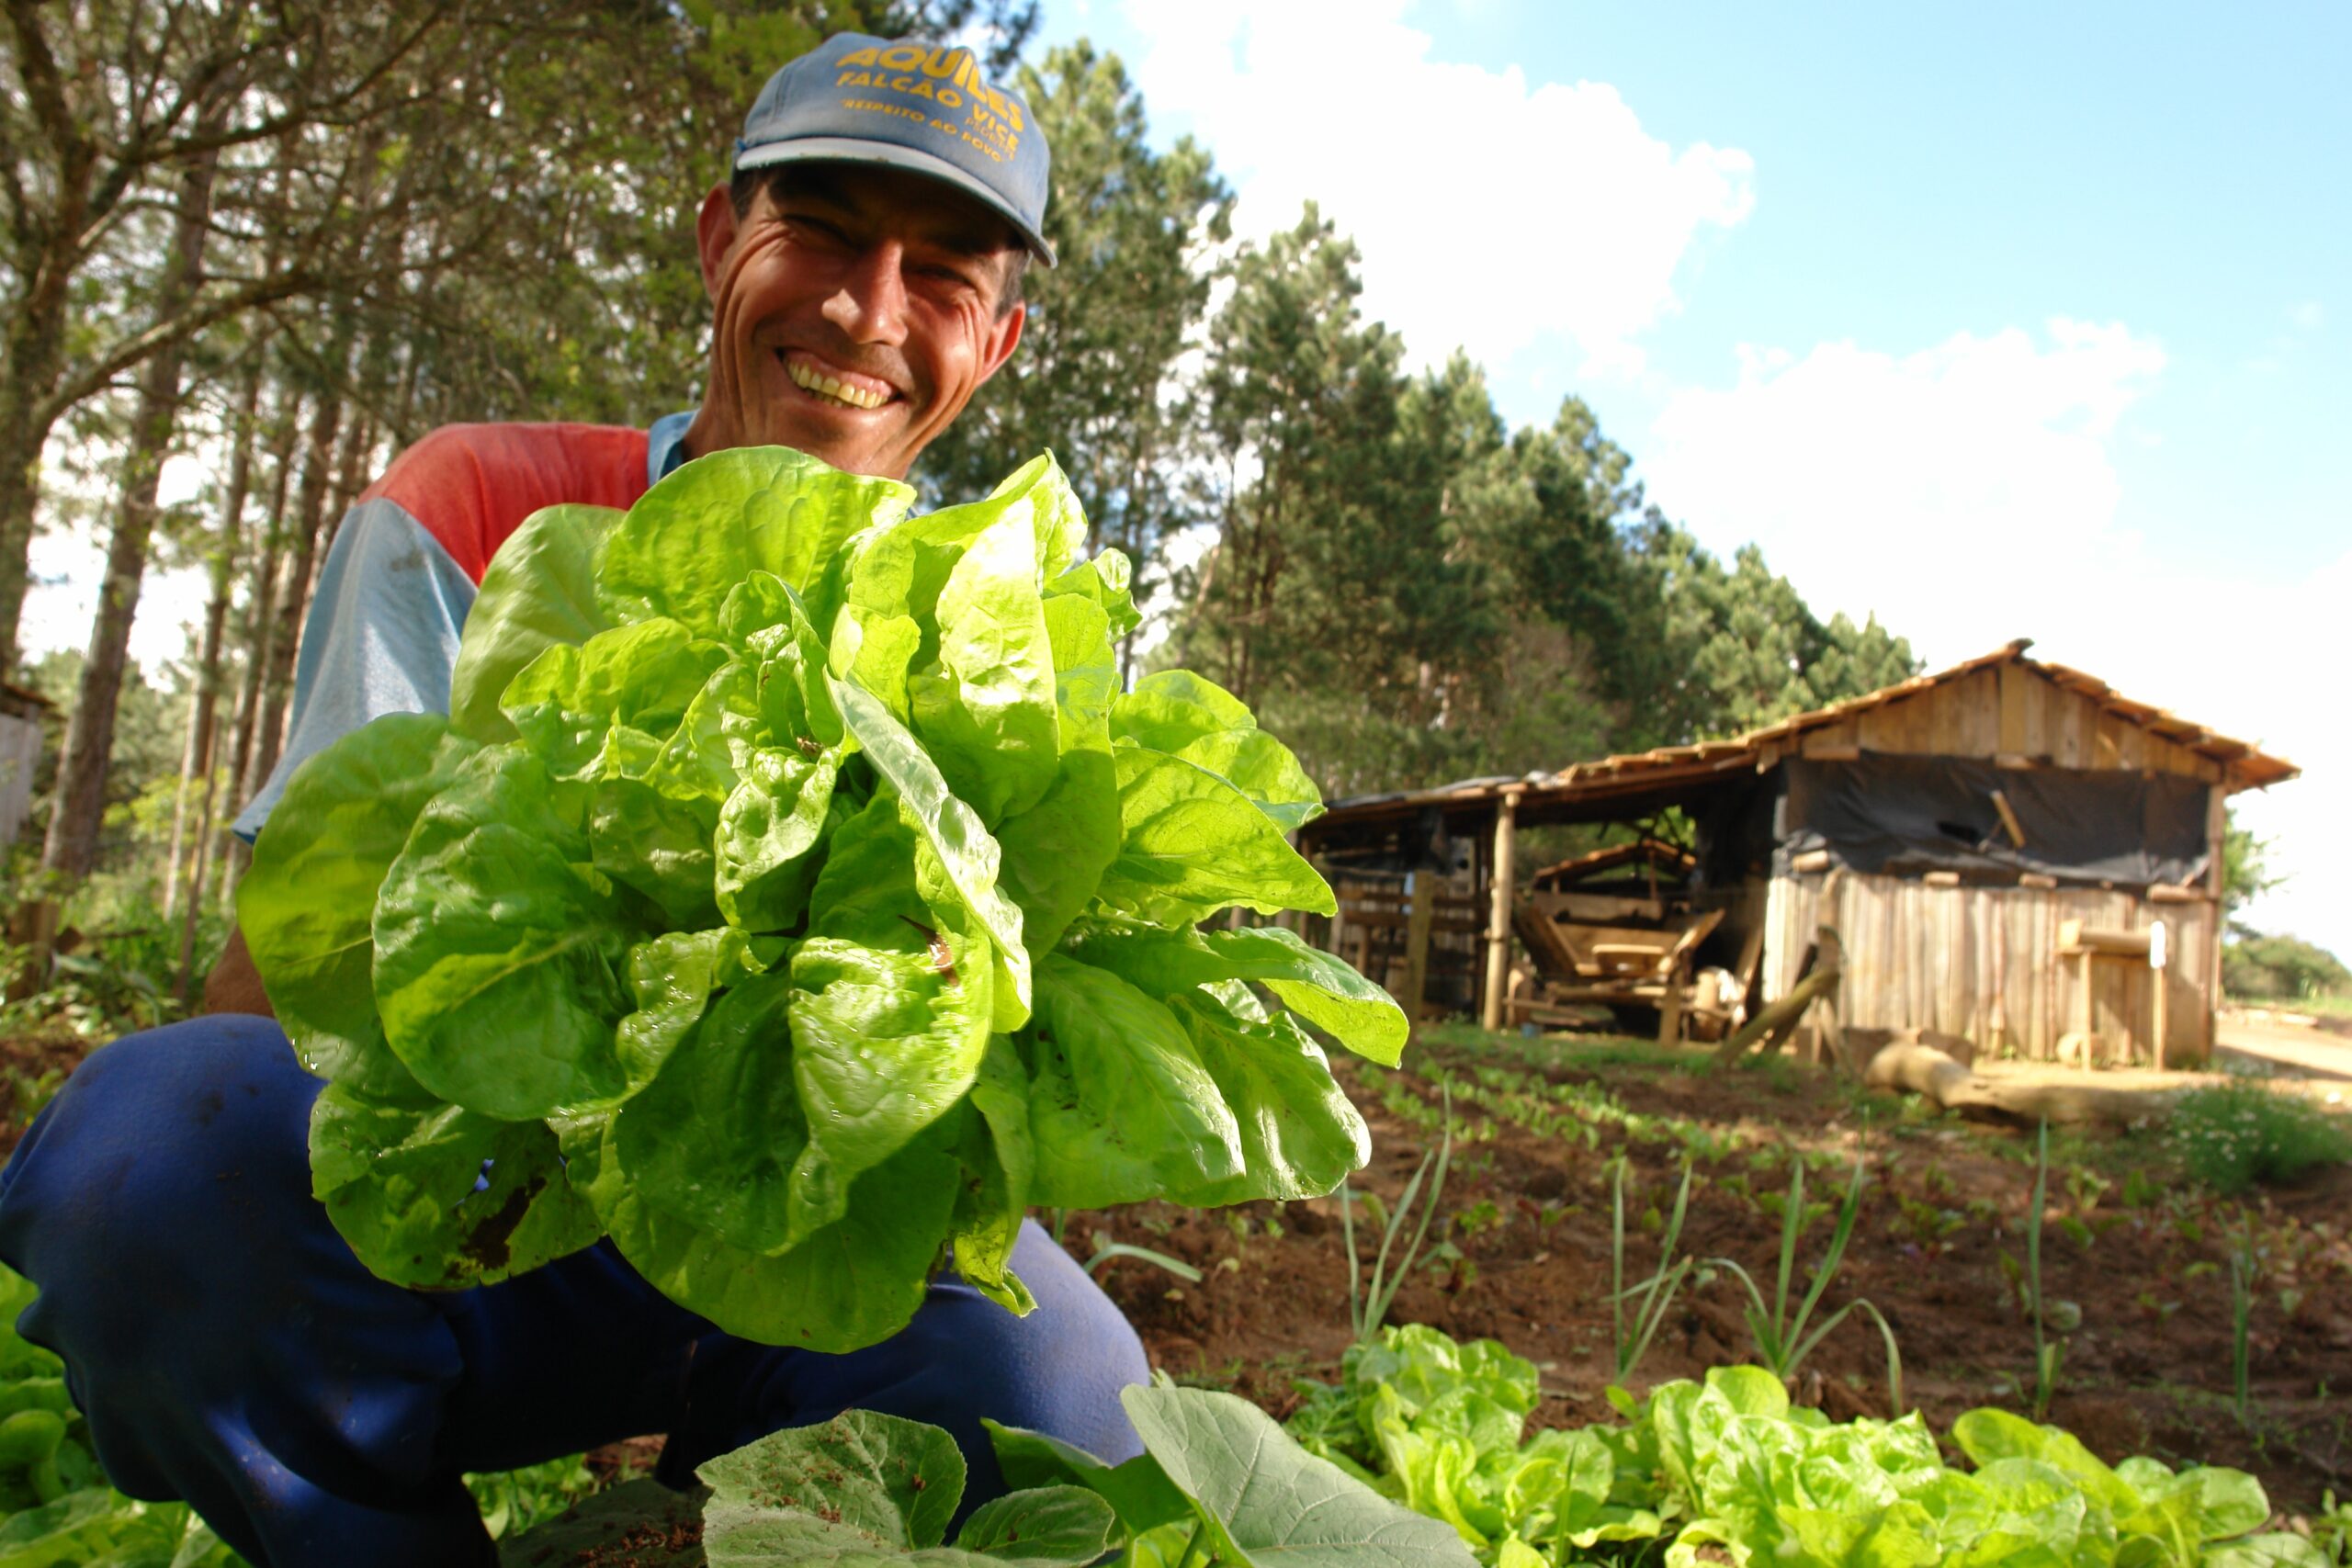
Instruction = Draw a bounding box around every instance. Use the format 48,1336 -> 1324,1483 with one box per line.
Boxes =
0,1018 -> 1148,1567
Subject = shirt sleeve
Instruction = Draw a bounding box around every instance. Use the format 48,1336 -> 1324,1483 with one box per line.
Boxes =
230,499 -> 478,842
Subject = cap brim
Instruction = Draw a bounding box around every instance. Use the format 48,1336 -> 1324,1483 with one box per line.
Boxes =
734,137 -> 1056,268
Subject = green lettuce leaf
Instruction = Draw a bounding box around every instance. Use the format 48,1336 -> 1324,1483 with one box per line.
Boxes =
785,797 -> 994,1244
1023,953 -> 1244,1210
1066,922 -> 1406,1066
238,713 -> 478,1104
597,447 -> 913,637
1159,991 -> 1369,1206
992,595 -> 1120,954
371,742 -> 639,1120
1110,671 -> 1321,830
908,504 -> 1060,826
309,1081 -> 601,1289
1094,749 -> 1335,928
447,502 -> 626,744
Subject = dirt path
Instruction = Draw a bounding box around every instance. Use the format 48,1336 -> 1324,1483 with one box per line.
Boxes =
2218,1010 -> 2352,1094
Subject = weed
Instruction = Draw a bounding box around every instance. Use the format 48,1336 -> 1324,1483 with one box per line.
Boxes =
1704,1150 -> 1904,1414
1087,1231 -> 1204,1286
2025,1122 -> 2067,1422
2169,1077 -> 2352,1195
1453,1199 -> 1505,1239
2229,1236 -> 2256,1427
1610,1157 -> 1695,1383
1340,1084 -> 1453,1342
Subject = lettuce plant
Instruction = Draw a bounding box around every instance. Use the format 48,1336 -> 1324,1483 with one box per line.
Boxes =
240,447 -> 1405,1350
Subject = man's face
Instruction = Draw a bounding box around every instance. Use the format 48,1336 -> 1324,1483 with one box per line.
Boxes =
688,164 -> 1027,480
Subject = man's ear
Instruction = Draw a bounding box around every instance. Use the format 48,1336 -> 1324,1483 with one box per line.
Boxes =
695,184 -> 739,302
976,300 -> 1025,389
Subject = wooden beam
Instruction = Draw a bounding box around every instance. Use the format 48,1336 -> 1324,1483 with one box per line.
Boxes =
1989,789 -> 2027,848
1481,791 -> 1521,1032
1402,869 -> 1435,1039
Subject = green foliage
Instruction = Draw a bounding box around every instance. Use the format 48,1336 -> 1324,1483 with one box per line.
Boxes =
2168,1077 -> 2352,1194
2222,810 -> 2283,919
2224,932 -> 2351,1002
240,448 -> 1399,1348
1283,1321 -> 2319,1567
502,1384 -> 1476,1567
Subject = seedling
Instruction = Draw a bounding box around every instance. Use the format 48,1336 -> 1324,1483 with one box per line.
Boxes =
2024,1121 -> 2066,1421
1703,1148 -> 1905,1415
1611,1157 -> 1696,1383
1340,1082 -> 1454,1342
1086,1232 -> 1204,1286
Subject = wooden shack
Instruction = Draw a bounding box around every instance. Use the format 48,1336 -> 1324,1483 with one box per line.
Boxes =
1295,639 -> 2299,1066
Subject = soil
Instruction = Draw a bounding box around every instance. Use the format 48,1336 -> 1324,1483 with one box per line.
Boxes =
7,1021 -> 2346,1519
1079,1030 -> 2352,1517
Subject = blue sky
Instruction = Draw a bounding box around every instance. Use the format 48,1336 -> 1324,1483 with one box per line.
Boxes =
1034,0 -> 2349,957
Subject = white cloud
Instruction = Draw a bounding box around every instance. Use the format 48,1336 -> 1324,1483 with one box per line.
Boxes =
1642,318 -> 2348,962
1645,319 -> 2168,657
1118,0 -> 1754,373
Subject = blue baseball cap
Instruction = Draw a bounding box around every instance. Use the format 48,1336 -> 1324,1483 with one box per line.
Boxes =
735,34 -> 1056,267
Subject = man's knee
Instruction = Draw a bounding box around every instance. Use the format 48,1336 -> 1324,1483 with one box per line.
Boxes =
0,1017 -> 322,1373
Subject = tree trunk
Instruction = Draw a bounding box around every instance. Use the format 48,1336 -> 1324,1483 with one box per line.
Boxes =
164,364 -> 265,919
40,145 -> 220,879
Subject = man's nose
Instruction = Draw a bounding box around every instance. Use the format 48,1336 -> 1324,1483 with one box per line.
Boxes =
820,241 -> 910,345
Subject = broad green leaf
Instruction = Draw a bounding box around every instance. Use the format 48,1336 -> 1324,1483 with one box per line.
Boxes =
950,1039 -> 1037,1315
1068,923 -> 1405,1066
592,773 -> 723,928
612,970 -> 807,1251
502,617 -> 719,778
447,502 -> 625,744
717,749 -> 839,931
371,743 -> 638,1119
2205,1537 -> 2333,1567
1110,671 -> 1321,830
982,1420 -> 1193,1537
700,1410 -> 966,1551
1023,954 -> 1243,1209
1950,1409 -> 2137,1520
786,799 -> 993,1243
950,1487 -> 1119,1562
1044,547 -> 1139,639
1095,749 -> 1334,927
1161,993 -> 1369,1206
597,447 -> 912,637
613,929 -> 735,1089
832,676 -> 1029,1028
309,1082 -> 601,1289
909,507 -> 1060,826
239,713 -> 476,1104
588,1117 -> 956,1352
992,597 -> 1120,953
1121,1383 -> 1480,1567
495,1478 -> 708,1567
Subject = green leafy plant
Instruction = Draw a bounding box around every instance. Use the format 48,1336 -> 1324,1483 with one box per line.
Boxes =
1609,1157 -> 1694,1384
501,1382 -> 1478,1567
2230,1233 -> 2257,1427
235,447 -> 1408,1352
2169,1077 -> 2352,1195
1340,1083 -> 1453,1343
1086,1231 -> 1204,1286
1702,1149 -> 1904,1415
2025,1120 -> 2067,1421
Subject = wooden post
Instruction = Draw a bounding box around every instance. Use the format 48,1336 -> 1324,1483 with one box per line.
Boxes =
1481,791 -> 1521,1032
2150,918 -> 2169,1073
1402,869 -> 1435,1037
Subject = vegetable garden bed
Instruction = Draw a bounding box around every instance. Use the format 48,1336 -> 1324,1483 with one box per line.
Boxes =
1084,1027 -> 2352,1521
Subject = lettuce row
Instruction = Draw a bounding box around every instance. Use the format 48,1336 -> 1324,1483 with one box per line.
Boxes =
241,446 -> 1405,1350
1287,1324 -> 2323,1567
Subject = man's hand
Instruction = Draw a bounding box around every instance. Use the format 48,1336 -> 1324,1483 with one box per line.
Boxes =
202,925 -> 276,1019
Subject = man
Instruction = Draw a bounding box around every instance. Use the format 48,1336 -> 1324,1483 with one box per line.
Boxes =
0,36 -> 1149,1568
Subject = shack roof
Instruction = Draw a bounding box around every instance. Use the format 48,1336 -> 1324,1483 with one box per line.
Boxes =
1304,638 -> 2299,837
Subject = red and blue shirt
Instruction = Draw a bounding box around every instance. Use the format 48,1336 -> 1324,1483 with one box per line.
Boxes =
233,412 -> 695,840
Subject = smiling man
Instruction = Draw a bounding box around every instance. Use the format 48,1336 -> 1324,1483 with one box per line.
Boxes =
0,35 -> 1152,1568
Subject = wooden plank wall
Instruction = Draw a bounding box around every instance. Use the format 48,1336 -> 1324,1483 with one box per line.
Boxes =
1762,871 -> 2217,1062
1755,665 -> 2228,784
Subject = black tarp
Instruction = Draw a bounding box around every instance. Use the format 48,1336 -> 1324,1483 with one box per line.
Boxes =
1772,756 -> 2213,888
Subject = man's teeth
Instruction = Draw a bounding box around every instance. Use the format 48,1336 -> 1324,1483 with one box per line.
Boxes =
786,359 -> 888,409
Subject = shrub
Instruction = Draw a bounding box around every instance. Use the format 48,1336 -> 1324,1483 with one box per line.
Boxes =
2223,931 -> 2351,1001
2168,1076 -> 2352,1194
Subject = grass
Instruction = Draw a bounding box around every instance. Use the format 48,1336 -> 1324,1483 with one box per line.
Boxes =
2168,1076 -> 2352,1195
